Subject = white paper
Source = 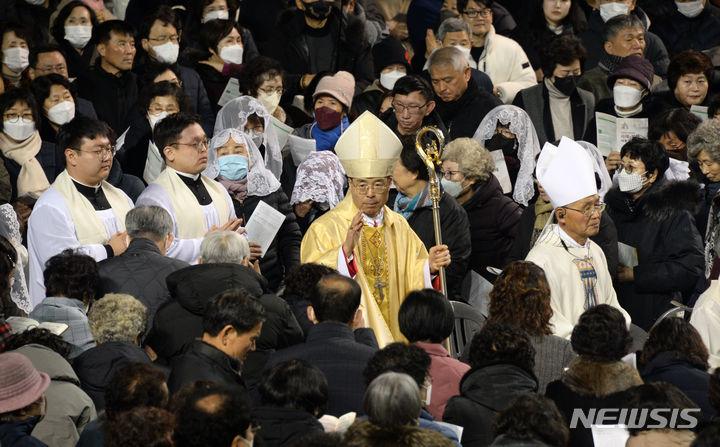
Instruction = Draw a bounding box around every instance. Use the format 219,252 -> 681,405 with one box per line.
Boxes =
243,200 -> 286,257
288,134 -> 316,165
143,141 -> 165,184
115,127 -> 129,151
621,352 -> 637,369
595,112 -> 648,157
217,77 -> 242,107
490,150 -> 512,194
591,424 -> 629,447
6,316 -> 68,335
617,242 -> 638,268
691,105 -> 709,121
269,115 -> 294,149
433,421 -> 464,439
467,270 -> 493,317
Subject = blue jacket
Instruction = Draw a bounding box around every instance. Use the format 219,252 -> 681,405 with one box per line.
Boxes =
0,417 -> 47,447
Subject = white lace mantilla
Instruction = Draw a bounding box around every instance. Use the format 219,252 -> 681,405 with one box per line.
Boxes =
290,151 -> 346,208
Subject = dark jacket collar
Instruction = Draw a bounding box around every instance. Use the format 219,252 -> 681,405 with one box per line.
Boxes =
306,321 -> 355,343
125,237 -> 162,255
459,363 -> 538,409
606,179 -> 702,222
435,77 -> 481,121
191,340 -> 241,373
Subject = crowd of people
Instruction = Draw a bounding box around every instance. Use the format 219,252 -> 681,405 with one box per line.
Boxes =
1,0 -> 720,445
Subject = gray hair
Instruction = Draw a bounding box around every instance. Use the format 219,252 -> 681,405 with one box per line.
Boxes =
428,46 -> 468,73
89,293 -> 147,344
363,372 -> 422,426
442,137 -> 495,181
437,17 -> 472,43
688,118 -> 720,163
125,206 -> 173,242
200,231 -> 250,264
604,14 -> 644,43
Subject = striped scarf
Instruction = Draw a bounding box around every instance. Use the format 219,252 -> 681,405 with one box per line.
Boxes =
572,256 -> 598,310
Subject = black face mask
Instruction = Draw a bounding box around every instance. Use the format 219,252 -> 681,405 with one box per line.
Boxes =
486,133 -> 518,157
553,75 -> 580,97
302,0 -> 332,20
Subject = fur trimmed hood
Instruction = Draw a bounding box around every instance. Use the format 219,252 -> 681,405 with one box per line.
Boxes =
606,180 -> 702,222
560,356 -> 643,397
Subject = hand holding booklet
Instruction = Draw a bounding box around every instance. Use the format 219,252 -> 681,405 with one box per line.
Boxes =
6,316 -> 68,335
595,112 -> 648,156
243,201 -> 286,257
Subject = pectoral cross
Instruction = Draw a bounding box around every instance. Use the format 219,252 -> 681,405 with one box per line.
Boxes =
374,280 -> 387,303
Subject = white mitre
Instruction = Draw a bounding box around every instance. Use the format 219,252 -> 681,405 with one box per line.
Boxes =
334,111 -> 403,178
537,136 -> 598,208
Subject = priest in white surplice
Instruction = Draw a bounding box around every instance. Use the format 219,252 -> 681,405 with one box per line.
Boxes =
136,113 -> 241,263
28,117 -> 134,307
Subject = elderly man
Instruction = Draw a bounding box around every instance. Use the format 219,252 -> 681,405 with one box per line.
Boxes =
136,113 -> 242,263
28,117 -> 133,305
526,137 -> 631,338
429,47 -> 501,141
301,111 -> 451,346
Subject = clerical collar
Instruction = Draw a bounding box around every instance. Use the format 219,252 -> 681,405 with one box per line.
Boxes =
553,224 -> 589,249
175,170 -> 201,181
175,171 -> 212,205
70,178 -> 111,211
363,209 -> 384,227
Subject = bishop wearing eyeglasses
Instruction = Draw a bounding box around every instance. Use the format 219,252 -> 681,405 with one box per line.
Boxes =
136,113 -> 240,263
300,112 -> 451,346
28,117 -> 134,306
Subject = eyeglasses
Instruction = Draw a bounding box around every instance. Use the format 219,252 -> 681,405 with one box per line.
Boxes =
3,112 -> 33,122
76,145 -> 116,159
351,179 -> 390,195
36,64 -> 68,75
172,138 -> 209,153
463,7 -> 492,18
148,34 -> 180,45
392,102 -> 429,115
563,202 -> 606,218
257,86 -> 284,95
440,169 -> 462,178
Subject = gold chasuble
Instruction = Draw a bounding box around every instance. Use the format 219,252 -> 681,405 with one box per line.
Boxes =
301,194 -> 429,346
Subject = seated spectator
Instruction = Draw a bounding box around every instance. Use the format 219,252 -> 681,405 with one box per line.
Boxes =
649,108 -> 702,182
1,24 -> 31,89
180,0 -> 260,59
440,138 -> 522,281
105,407 -> 174,447
0,352 -> 50,447
280,263 -> 337,337
239,56 -> 289,123
624,383 -> 698,446
605,138 -> 704,330
353,37 -> 410,116
77,362 -> 169,447
652,0 -> 720,57
254,360 -> 327,446
428,47 -> 502,141
49,1 -> 98,79
5,329 -> 96,447
657,50 -> 714,111
514,35 -> 595,147
29,251 -> 99,358
638,317 -> 713,419
454,0 -> 535,103
73,293 -> 150,410
173,383 -> 256,447
486,261 -> 576,392
545,305 -> 642,447
399,289 -> 470,420
444,323 -> 538,447
31,74 -> 93,146
268,274 -> 377,416
490,394 -> 569,447
345,372 -> 454,447
473,105 -> 541,206
167,289 -> 266,393
290,152 -> 346,236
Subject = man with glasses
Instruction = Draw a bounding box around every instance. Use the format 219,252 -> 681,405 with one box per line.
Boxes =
382,74 -> 446,143
526,137 -> 630,339
301,112 -> 451,346
136,113 -> 241,263
27,117 -> 134,305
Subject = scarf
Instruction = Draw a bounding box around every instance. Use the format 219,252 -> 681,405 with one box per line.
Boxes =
0,131 -> 49,199
311,116 -> 349,152
393,184 -> 432,219
598,51 -> 624,75
545,78 -> 574,140
217,175 -> 248,202
705,195 -> 720,278
531,199 -> 554,246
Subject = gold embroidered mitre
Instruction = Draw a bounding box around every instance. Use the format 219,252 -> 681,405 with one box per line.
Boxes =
334,111 -> 403,178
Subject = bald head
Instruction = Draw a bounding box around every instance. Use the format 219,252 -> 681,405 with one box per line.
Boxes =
311,274 -> 361,323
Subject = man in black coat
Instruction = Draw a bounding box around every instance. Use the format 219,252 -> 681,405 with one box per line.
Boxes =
391,148 -> 471,301
98,206 -> 188,332
428,47 -> 502,141
652,0 -> 720,57
267,274 -> 378,417
167,289 -> 266,393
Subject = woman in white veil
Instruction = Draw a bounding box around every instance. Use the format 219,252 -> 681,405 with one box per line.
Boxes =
473,105 -> 541,206
214,96 -> 283,180
0,203 -> 30,314
205,128 -> 301,291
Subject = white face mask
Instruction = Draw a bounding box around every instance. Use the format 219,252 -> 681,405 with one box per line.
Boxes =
219,45 -> 243,65
3,118 -> 35,141
617,168 -> 647,193
452,45 -> 472,59
148,111 -> 169,130
64,25 -> 93,49
613,85 -> 643,108
676,0 -> 704,18
152,41 -> 179,64
3,47 -> 29,73
599,2 -> 630,22
47,101 -> 76,125
248,128 -> 263,148
441,177 -> 464,197
257,91 -> 281,114
379,70 -> 405,90
203,9 -> 229,22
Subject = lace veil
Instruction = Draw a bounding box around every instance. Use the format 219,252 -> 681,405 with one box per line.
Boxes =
290,151 -> 346,209
577,141 -> 613,199
0,204 -> 30,313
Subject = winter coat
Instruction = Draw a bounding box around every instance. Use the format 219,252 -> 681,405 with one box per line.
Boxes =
232,189 -> 302,292
98,237 -> 189,332
652,7 -> 720,57
77,66 -> 138,136
29,297 -> 94,359
443,363 -> 539,447
462,175 -> 522,282
252,407 -> 324,447
531,335 -> 576,393
193,62 -> 244,116
605,180 -> 704,330
12,344 -> 96,447
434,77 -> 503,141
406,191 -> 471,301
1,141 -> 61,202
0,418 -> 46,447
72,341 -> 151,411
414,342 -> 470,421
168,340 -> 246,394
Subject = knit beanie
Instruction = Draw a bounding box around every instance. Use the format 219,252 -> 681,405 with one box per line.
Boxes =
313,71 -> 356,109
607,54 -> 655,90
372,36 -> 411,77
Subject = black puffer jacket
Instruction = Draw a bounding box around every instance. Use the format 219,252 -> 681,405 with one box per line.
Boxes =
167,340 -> 247,394
605,180 -> 704,330
252,407 -> 324,447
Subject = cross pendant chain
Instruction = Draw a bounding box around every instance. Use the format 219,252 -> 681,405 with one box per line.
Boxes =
374,280 -> 387,302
